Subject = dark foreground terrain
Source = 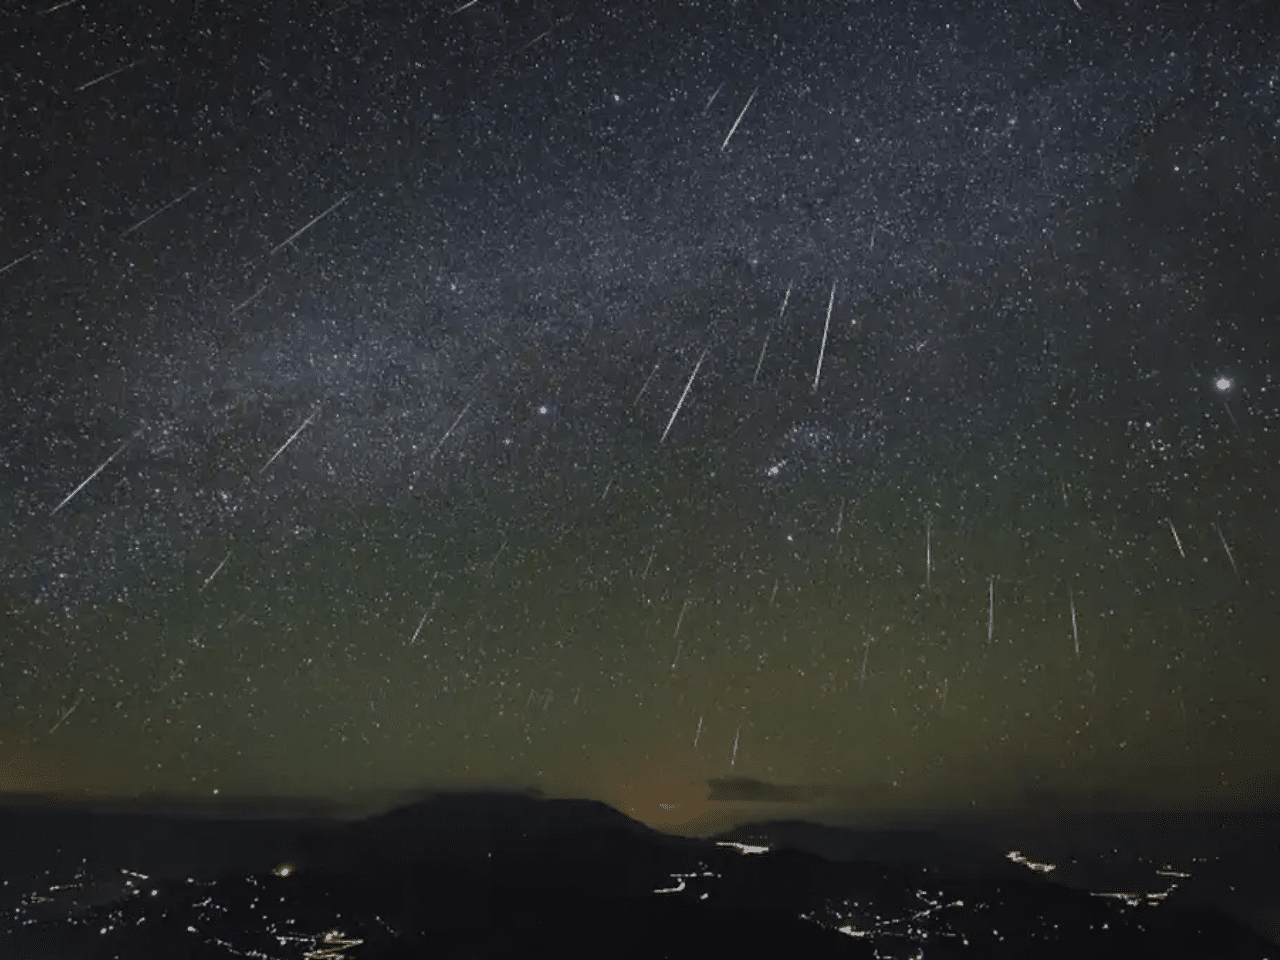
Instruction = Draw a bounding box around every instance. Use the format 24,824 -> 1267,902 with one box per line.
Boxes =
2,790 -> 1279,959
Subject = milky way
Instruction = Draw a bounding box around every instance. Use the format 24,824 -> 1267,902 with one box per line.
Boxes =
1,0 -> 1278,823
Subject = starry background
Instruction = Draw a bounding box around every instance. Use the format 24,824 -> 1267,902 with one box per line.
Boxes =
1,0 -> 1279,830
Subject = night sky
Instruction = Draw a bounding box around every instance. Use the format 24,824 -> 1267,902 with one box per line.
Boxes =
2,0 -> 1279,833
